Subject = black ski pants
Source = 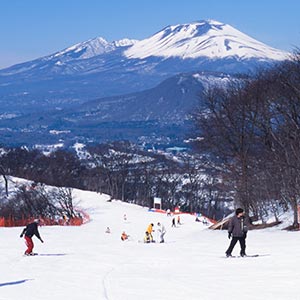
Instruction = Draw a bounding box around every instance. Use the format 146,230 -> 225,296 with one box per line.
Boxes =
226,236 -> 246,255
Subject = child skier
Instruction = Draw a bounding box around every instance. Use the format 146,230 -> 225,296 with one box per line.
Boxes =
20,219 -> 44,255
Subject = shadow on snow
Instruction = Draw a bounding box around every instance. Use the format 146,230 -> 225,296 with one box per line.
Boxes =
0,279 -> 33,287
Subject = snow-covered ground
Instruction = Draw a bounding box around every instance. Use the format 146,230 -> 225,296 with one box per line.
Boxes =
1,188 -> 300,300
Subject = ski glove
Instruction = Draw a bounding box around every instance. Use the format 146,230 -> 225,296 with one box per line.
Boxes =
228,232 -> 232,239
20,234 -> 23,238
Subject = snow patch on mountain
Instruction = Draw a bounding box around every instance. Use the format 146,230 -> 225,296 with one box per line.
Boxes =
113,38 -> 139,47
124,20 -> 288,61
192,72 -> 232,89
53,37 -> 113,59
52,37 -> 138,61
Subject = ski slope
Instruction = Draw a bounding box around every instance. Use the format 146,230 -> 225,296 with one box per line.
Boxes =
1,188 -> 300,300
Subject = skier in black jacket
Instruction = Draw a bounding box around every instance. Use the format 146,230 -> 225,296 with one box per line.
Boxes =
225,208 -> 249,257
20,219 -> 44,255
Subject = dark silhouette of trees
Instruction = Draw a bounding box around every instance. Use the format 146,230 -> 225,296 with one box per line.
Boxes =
0,183 -> 75,220
193,50 -> 300,227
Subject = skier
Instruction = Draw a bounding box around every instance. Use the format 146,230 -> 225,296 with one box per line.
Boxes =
146,223 -> 154,242
20,219 -> 44,255
225,208 -> 249,257
171,217 -> 176,227
157,222 -> 166,243
121,231 -> 129,241
177,215 -> 181,225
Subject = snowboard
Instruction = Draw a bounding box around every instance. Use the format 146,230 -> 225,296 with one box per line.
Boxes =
224,254 -> 268,258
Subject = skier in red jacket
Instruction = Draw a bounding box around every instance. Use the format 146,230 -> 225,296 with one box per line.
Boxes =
20,219 -> 44,255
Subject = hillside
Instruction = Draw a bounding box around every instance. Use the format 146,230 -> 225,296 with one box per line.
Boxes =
0,71 -> 236,147
0,179 -> 299,300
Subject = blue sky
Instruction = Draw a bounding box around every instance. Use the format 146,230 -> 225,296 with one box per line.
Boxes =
1,0 -> 300,69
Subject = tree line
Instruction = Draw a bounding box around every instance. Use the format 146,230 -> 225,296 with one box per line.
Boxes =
0,141 -> 230,220
193,50 -> 300,228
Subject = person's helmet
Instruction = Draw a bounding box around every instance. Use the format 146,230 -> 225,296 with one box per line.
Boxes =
34,219 -> 40,223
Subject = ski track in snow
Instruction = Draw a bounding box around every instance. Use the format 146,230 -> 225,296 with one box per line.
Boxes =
102,267 -> 115,300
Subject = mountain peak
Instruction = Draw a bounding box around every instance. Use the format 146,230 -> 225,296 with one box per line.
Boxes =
52,37 -> 114,60
46,37 -> 138,64
124,19 -> 288,61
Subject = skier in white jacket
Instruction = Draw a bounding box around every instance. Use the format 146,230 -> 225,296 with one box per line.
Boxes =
157,222 -> 166,243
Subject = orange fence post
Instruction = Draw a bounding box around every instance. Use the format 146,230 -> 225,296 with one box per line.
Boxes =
297,204 -> 300,230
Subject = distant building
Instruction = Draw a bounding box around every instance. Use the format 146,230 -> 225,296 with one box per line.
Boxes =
166,146 -> 187,155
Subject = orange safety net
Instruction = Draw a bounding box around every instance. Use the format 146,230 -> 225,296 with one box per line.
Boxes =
0,210 -> 90,227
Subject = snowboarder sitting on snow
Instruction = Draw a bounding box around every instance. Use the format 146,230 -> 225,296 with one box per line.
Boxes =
225,208 -> 249,257
144,231 -> 151,243
20,219 -> 44,255
121,231 -> 129,241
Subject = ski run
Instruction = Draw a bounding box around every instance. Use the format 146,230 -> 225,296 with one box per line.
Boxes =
1,187 -> 300,300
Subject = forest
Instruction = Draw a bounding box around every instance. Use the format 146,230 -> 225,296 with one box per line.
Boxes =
193,50 -> 300,228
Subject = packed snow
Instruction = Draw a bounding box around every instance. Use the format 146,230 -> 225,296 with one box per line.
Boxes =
1,188 -> 300,300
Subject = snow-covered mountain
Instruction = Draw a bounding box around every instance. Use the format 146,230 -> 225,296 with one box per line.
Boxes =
2,19 -> 286,78
0,19 -> 290,147
0,20 -> 288,97
125,20 -> 287,61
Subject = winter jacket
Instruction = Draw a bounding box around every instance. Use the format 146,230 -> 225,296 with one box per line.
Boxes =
20,222 -> 42,240
146,224 -> 154,234
157,224 -> 166,234
121,232 -> 128,241
228,215 -> 249,238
